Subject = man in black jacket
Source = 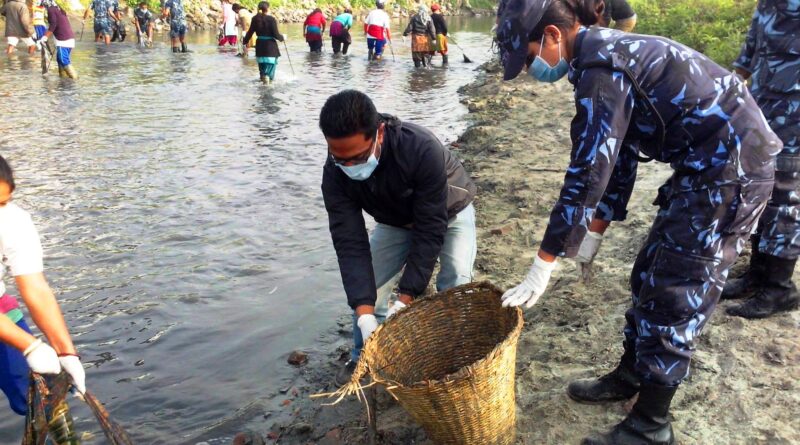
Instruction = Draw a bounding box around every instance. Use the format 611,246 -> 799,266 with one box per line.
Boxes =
320,90 -> 477,385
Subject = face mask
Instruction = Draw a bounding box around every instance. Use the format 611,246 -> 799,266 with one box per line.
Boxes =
337,130 -> 380,181
528,35 -> 569,83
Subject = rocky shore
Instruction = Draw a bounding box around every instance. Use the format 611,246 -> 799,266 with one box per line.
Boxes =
244,63 -> 799,444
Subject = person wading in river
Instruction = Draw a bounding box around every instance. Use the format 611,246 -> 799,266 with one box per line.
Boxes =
41,0 -> 77,79
721,0 -> 800,319
218,0 -> 237,47
2,0 -> 36,55
403,4 -> 436,68
364,0 -> 391,61
162,0 -> 190,53
0,155 -> 87,420
242,0 -> 285,84
232,3 -> 255,56
83,0 -> 115,45
134,1 -> 154,47
303,8 -> 326,53
430,4 -> 449,65
496,0 -> 780,443
329,8 -> 353,55
320,90 -> 478,386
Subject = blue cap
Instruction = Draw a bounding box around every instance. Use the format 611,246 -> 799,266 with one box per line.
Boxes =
496,0 -> 553,80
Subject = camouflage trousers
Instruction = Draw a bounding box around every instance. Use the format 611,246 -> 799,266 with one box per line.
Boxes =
622,178 -> 773,386
755,96 -> 800,259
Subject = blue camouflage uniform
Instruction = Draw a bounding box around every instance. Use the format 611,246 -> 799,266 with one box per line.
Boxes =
90,0 -> 113,36
733,0 -> 800,259
545,27 -> 781,386
164,0 -> 187,38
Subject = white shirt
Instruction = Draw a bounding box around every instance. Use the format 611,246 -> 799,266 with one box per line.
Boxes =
0,203 -> 44,296
364,9 -> 391,39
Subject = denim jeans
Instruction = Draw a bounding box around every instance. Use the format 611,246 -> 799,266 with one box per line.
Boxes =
350,203 -> 477,361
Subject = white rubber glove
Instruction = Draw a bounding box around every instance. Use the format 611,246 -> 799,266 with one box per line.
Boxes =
402,35 -> 406,43
39,35 -> 48,43
59,355 -> 86,394
576,231 -> 603,282
282,34 -> 288,41
357,314 -> 379,342
23,339 -> 61,375
501,256 -> 557,308
386,300 -> 407,318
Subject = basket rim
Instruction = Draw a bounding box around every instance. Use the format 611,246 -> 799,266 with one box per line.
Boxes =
363,281 -> 524,390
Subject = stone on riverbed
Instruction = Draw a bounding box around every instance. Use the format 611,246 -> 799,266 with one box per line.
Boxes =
287,350 -> 308,366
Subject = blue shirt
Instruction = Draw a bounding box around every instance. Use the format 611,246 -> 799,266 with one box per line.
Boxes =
333,12 -> 353,29
164,0 -> 186,25
90,0 -> 113,22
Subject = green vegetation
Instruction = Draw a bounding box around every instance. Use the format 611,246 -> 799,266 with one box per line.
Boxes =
629,0 -> 756,67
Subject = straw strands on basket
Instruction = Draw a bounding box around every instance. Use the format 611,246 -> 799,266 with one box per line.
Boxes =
315,281 -> 523,445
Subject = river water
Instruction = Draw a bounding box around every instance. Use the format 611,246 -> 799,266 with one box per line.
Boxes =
0,16 -> 495,444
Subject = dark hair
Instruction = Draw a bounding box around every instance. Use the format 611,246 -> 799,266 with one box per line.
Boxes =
139,1 -> 146,6
257,1 -> 268,11
0,155 -> 15,192
344,7 -> 352,13
319,90 -> 380,139
312,7 -> 322,13
232,3 -> 240,11
529,0 -> 599,42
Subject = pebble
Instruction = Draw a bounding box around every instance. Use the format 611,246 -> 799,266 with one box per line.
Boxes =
287,350 -> 308,366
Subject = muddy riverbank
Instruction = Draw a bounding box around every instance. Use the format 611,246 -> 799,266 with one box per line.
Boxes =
260,62 -> 800,445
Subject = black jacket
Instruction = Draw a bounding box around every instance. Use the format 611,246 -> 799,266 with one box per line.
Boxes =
322,115 -> 476,309
243,13 -> 283,58
431,13 -> 447,36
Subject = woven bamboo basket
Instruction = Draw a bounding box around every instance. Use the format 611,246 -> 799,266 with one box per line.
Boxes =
339,281 -> 523,445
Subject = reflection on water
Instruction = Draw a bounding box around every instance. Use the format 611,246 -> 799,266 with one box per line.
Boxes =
0,16 -> 494,443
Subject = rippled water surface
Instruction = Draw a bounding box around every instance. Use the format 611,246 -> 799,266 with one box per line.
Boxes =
0,16 -> 494,443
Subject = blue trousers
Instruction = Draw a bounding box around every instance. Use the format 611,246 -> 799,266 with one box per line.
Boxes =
367,38 -> 386,57
1,318 -> 32,416
351,204 -> 477,361
623,180 -> 771,386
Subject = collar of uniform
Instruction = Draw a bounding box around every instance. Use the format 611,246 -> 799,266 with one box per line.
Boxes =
567,26 -> 589,85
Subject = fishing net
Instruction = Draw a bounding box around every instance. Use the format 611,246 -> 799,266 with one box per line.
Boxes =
23,372 -> 134,445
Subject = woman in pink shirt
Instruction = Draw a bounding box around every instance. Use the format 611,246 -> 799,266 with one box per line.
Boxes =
303,8 -> 326,52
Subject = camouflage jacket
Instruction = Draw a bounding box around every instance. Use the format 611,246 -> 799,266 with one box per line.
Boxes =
540,27 -> 781,258
734,0 -> 800,99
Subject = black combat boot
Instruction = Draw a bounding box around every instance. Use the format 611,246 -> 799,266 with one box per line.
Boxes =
442,54 -> 448,65
721,235 -> 766,300
181,42 -> 191,53
582,382 -> 677,445
172,46 -> 180,53
727,254 -> 800,319
567,350 -> 640,403
367,49 -> 373,61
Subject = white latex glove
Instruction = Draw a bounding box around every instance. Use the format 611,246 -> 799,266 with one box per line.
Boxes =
59,355 -> 86,394
386,300 -> 407,318
501,256 -> 557,308
282,34 -> 288,41
357,314 -> 379,342
576,231 -> 603,282
23,339 -> 61,375
39,35 -> 48,43
402,35 -> 406,43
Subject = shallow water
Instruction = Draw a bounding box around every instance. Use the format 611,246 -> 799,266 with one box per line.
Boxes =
0,16 -> 495,444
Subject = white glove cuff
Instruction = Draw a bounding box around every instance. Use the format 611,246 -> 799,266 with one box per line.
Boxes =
23,338 -> 43,357
533,255 -> 557,272
357,314 -> 378,329
585,231 -> 603,240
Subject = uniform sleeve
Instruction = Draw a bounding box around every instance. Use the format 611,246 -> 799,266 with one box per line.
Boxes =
398,140 -> 449,297
733,3 -> 760,72
1,209 -> 44,277
594,141 -> 639,222
540,68 -> 635,257
322,168 -> 377,309
243,16 -> 255,42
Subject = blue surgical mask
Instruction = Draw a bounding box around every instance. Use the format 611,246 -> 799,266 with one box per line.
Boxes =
528,35 -> 569,83
337,130 -> 380,181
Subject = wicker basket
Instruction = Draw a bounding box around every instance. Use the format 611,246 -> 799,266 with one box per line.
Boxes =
346,281 -> 523,445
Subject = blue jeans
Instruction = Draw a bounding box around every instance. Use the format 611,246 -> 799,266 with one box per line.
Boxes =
1,318 -> 32,416
350,203 -> 477,361
367,38 -> 386,56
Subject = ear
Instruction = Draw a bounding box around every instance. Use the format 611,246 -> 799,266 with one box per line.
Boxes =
543,24 -> 562,43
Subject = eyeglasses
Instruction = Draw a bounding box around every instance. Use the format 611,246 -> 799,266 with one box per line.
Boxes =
329,129 -> 380,166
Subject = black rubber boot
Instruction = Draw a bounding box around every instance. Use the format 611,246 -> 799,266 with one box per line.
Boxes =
727,255 -> 800,319
172,46 -> 179,53
334,360 -> 356,387
721,236 -> 766,300
582,382 -> 677,445
567,351 -> 640,403
367,49 -> 373,61
181,42 -> 191,53
442,54 -> 448,65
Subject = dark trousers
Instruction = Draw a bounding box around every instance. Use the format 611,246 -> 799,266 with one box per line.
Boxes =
331,30 -> 351,54
307,39 -> 322,52
623,178 -> 772,386
754,96 -> 800,259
